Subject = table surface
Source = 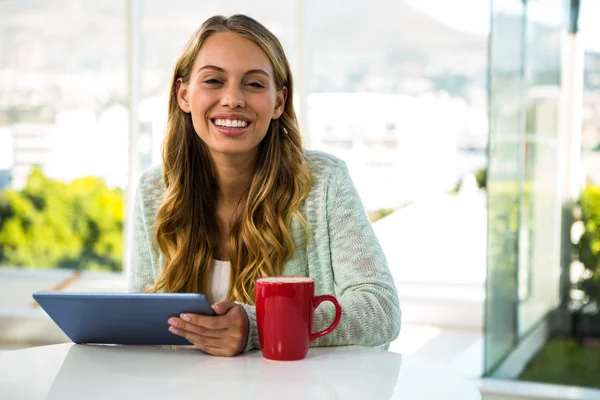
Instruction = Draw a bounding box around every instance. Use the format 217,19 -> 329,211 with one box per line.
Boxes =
0,343 -> 481,400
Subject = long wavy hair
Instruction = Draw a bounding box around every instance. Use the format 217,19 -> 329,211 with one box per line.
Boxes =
146,15 -> 312,304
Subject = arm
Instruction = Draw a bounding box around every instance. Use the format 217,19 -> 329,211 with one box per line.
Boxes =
127,171 -> 157,292
239,160 -> 401,351
310,160 -> 401,347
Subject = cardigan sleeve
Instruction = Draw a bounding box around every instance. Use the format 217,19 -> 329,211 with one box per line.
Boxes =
310,159 -> 401,347
127,171 -> 158,293
239,159 -> 401,352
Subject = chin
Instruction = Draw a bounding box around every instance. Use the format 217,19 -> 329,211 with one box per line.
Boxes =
211,144 -> 260,157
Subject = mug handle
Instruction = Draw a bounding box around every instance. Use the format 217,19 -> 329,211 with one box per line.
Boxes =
310,295 -> 342,342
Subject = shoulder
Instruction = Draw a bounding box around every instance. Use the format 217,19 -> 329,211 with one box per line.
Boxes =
138,164 -> 164,192
135,164 -> 165,212
303,150 -> 347,189
302,150 -> 355,216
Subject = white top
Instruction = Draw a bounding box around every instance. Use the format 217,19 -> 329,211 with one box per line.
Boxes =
0,344 -> 482,400
208,259 -> 230,303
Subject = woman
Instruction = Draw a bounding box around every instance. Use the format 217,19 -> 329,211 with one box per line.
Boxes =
128,14 -> 401,357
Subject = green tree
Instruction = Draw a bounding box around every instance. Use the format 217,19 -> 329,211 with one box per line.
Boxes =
575,183 -> 600,309
0,167 -> 123,271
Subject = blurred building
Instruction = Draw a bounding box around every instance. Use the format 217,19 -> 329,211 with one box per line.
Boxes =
0,170 -> 10,189
0,127 -> 12,189
10,123 -> 54,189
307,92 -> 472,210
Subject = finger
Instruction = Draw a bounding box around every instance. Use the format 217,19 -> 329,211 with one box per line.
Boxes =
192,340 -> 239,357
169,327 -> 238,357
195,344 -> 236,357
179,313 -> 229,330
168,317 -> 226,338
201,346 -> 237,357
211,300 -> 238,315
169,326 -> 225,348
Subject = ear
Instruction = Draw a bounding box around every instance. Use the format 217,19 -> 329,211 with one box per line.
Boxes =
176,78 -> 191,113
272,86 -> 287,119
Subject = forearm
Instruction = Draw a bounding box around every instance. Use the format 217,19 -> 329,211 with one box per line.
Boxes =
310,287 -> 401,348
236,286 -> 401,353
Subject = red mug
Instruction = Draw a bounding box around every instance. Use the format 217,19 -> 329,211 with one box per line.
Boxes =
255,277 -> 342,361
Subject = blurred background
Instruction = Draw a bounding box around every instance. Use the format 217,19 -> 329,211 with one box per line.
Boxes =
1,0 -> 599,398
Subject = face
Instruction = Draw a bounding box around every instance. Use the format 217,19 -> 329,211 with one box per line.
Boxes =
176,32 -> 287,161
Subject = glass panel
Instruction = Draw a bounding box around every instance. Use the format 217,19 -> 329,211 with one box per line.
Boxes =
517,0 -> 563,336
581,0 -> 600,183
485,0 -> 526,374
515,0 -> 600,389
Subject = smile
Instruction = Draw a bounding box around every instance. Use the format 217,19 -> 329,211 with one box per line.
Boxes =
211,118 -> 251,138
213,119 -> 249,128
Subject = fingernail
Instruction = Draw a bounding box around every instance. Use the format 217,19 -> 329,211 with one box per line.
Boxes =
181,313 -> 191,322
168,318 -> 178,327
169,326 -> 179,334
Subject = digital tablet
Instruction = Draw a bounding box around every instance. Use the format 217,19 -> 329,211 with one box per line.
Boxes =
32,292 -> 215,346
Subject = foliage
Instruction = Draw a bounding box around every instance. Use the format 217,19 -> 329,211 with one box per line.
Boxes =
451,167 -> 487,193
519,339 -> 600,388
485,179 -> 537,367
475,167 -> 487,189
0,167 -> 123,271
486,180 -> 534,296
574,183 -> 600,310
368,207 -> 396,223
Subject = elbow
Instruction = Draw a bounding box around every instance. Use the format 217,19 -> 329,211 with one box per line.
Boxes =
389,306 -> 401,343
366,294 -> 401,347
381,301 -> 401,345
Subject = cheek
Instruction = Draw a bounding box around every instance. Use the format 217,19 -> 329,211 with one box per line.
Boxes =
250,96 -> 277,119
188,94 -> 214,137
189,89 -> 215,117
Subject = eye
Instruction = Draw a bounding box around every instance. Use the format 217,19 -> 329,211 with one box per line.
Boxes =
248,82 -> 265,89
204,78 -> 223,85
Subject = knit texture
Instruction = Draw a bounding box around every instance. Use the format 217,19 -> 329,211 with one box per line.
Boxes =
128,150 -> 401,351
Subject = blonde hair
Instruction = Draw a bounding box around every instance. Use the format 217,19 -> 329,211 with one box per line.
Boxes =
146,15 -> 311,305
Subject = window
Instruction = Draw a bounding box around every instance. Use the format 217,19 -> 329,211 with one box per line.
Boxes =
0,1 -> 127,275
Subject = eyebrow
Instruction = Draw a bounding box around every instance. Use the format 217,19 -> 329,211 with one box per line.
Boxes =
197,65 -> 271,79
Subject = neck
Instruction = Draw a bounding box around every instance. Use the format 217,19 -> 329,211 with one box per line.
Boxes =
211,151 -> 257,206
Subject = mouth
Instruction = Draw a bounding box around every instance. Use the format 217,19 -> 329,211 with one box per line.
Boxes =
210,118 -> 251,137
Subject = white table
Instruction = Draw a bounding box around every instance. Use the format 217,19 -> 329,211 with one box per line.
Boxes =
0,344 -> 481,400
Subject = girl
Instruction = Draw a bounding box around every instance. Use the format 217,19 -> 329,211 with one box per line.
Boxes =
128,14 -> 401,356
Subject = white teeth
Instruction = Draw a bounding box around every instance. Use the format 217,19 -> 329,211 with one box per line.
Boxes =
214,119 -> 248,128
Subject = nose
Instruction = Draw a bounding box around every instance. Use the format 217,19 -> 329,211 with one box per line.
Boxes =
220,83 -> 245,109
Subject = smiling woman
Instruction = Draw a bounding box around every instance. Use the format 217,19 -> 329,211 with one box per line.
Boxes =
128,14 -> 401,358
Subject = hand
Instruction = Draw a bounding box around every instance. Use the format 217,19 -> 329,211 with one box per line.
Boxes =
167,300 -> 249,357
